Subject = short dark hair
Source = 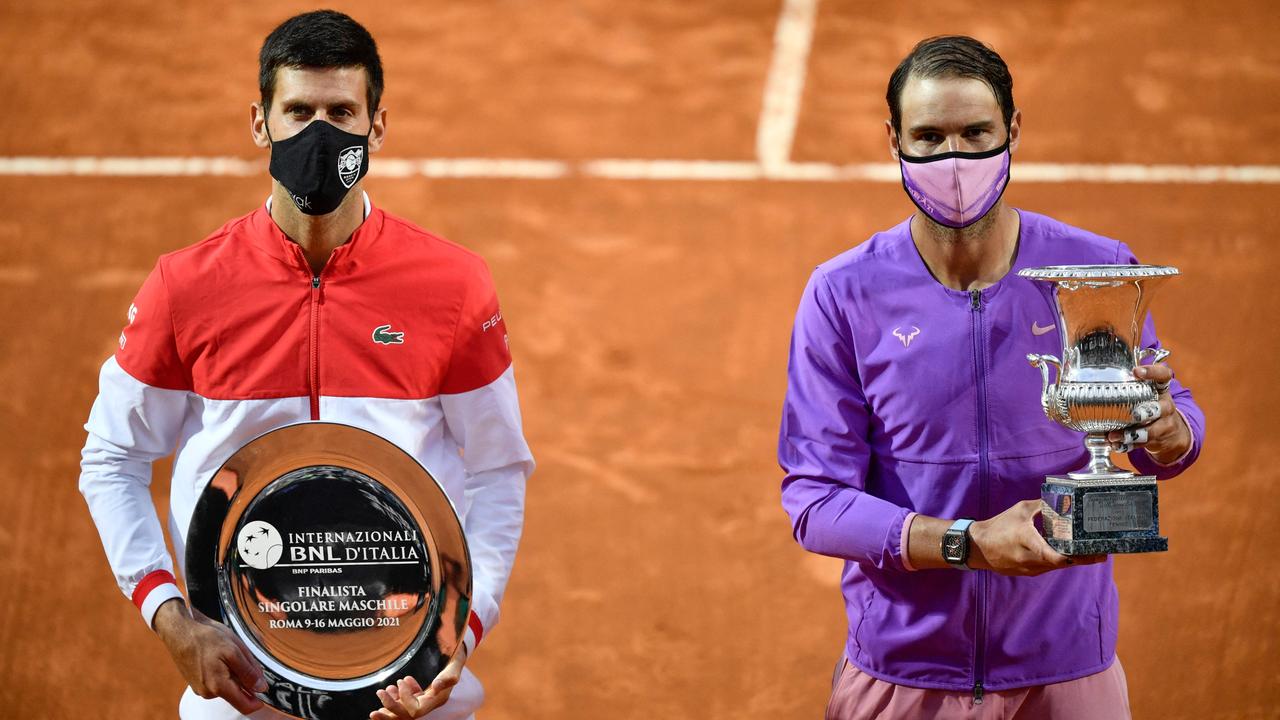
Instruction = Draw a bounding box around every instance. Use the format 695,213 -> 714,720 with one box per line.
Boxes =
886,36 -> 1014,135
259,10 -> 384,119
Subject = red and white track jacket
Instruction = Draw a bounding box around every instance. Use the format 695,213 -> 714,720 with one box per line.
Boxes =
79,194 -> 533,685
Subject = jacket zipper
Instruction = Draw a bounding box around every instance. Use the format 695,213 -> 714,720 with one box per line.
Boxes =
308,275 -> 322,420
969,288 -> 989,705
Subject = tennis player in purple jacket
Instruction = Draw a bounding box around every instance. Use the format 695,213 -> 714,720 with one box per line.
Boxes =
778,36 -> 1205,720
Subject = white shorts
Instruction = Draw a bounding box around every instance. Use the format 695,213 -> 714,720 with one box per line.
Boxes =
178,667 -> 483,720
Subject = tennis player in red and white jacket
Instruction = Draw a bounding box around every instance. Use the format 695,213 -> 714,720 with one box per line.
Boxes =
79,11 -> 532,720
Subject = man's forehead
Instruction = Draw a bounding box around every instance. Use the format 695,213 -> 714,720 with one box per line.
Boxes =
273,65 -> 368,104
899,74 -> 1000,128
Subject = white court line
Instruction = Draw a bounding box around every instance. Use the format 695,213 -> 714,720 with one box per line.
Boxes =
75,268 -> 148,289
0,156 -> 263,176
2,156 -> 1280,183
0,266 -> 39,285
374,158 -> 569,179
0,156 -> 570,179
755,0 -> 820,169
583,160 -> 890,181
583,159 -> 763,181
1013,163 -> 1280,184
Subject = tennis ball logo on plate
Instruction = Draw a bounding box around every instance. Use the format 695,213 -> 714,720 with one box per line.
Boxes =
237,520 -> 284,570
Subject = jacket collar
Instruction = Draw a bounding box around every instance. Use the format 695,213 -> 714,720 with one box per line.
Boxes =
905,208 -> 1035,304
247,191 -> 385,275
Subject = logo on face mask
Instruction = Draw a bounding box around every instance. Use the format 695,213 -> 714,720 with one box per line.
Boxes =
338,146 -> 364,189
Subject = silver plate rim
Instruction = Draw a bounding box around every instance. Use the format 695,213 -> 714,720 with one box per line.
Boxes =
1017,264 -> 1179,280
185,421 -> 472,718
216,464 -> 436,693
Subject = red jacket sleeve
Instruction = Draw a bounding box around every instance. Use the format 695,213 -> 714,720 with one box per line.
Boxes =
439,260 -> 512,395
115,260 -> 190,391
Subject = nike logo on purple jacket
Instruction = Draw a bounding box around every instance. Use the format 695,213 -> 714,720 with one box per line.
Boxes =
778,209 -> 1205,692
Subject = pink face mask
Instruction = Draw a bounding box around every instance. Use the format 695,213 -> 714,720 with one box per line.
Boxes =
898,142 -> 1010,228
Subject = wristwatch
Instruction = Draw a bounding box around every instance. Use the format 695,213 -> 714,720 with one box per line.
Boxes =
941,519 -> 976,569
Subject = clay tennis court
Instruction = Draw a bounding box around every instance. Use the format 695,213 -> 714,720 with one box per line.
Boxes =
1,0 -> 1277,717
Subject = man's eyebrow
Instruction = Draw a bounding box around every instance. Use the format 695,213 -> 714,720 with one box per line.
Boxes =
907,120 -> 996,134
277,99 -> 362,112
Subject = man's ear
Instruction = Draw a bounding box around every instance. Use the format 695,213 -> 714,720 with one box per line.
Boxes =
1008,108 -> 1022,154
368,107 -> 387,153
251,103 -> 271,149
885,120 -> 900,161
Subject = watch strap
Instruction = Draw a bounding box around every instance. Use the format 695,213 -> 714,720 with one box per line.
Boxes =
943,518 -> 976,569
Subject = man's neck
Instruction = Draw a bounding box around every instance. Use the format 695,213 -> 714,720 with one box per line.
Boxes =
269,183 -> 366,276
910,204 -> 1020,292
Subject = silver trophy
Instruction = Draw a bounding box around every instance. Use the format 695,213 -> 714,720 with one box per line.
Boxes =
1019,264 -> 1179,555
185,422 -> 471,719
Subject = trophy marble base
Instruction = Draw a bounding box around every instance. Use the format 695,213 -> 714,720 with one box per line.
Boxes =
1041,475 -> 1168,555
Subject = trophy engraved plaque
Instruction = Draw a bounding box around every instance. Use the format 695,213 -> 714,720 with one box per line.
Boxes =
185,422 -> 471,719
1019,264 -> 1179,555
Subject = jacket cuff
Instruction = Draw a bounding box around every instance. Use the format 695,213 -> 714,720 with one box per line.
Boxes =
899,512 -> 919,571
462,611 -> 485,656
132,570 -> 183,629
1132,407 -> 1197,478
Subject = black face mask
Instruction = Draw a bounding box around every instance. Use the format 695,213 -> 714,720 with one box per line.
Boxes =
267,119 -> 371,216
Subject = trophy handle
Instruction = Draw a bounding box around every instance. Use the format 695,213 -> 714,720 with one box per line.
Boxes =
1026,353 -> 1061,391
1026,353 -> 1062,421
1137,347 -> 1171,365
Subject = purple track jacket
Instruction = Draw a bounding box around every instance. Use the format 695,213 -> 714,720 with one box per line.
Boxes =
778,210 -> 1205,695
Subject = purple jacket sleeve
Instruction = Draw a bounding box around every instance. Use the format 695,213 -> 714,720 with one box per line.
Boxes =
778,270 -> 910,571
1119,243 -> 1207,479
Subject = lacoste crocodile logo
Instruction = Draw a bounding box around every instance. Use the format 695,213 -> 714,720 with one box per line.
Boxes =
1032,321 -> 1057,336
892,326 -> 921,347
372,324 -> 405,345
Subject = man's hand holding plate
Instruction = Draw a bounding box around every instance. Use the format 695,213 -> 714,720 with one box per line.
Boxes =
370,646 -> 468,720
